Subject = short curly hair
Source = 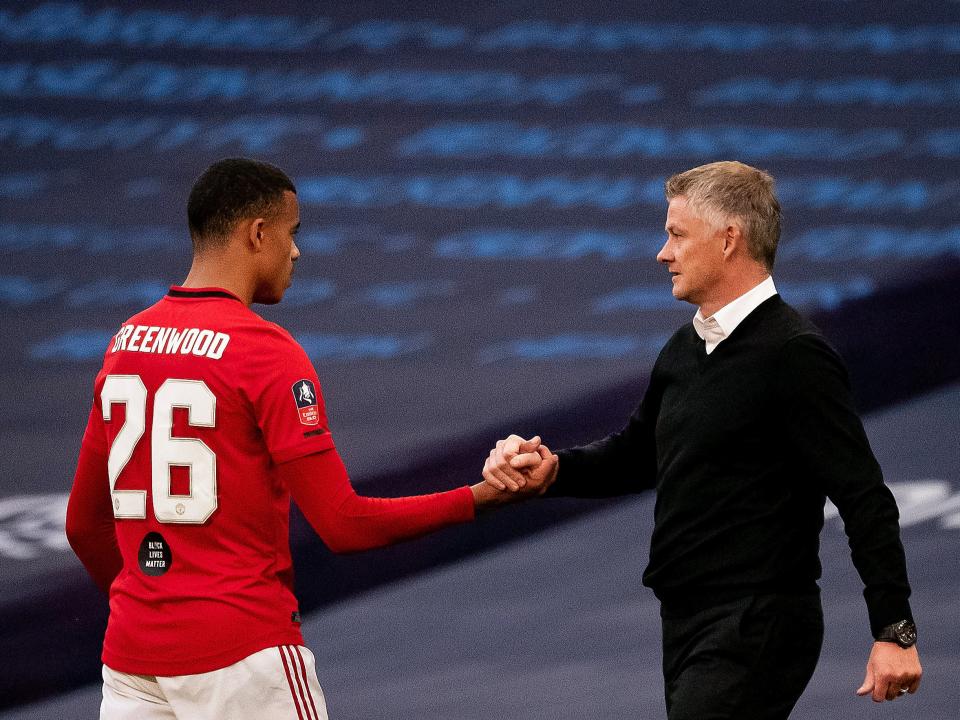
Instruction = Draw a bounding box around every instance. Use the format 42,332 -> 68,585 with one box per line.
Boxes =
665,161 -> 780,270
187,158 -> 295,249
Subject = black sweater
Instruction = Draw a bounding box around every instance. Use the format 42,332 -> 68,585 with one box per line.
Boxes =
549,296 -> 912,636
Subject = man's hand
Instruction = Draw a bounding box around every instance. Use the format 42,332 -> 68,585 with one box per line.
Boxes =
482,434 -> 558,494
470,480 -> 517,510
856,642 -> 922,702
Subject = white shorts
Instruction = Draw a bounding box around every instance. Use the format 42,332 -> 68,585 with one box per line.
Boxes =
100,645 -> 328,720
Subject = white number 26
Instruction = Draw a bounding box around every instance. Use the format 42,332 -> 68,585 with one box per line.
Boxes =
100,375 -> 217,524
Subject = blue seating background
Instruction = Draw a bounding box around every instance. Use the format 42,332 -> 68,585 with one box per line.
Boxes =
1,1 -> 958,712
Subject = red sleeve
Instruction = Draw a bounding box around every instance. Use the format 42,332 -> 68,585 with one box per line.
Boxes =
246,332 -> 336,464
281,450 -> 475,554
65,407 -> 122,595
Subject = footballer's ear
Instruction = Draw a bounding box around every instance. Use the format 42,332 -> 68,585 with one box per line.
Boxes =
246,217 -> 267,251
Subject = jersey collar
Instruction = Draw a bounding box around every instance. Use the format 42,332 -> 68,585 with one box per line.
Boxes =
167,286 -> 244,302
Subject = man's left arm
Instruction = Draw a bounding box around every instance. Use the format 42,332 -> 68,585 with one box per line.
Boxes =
780,333 -> 921,702
65,407 -> 123,595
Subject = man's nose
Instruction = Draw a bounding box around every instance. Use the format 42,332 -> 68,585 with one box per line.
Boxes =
656,240 -> 671,264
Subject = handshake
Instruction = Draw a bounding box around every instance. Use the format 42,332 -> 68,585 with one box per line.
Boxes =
471,434 -> 560,508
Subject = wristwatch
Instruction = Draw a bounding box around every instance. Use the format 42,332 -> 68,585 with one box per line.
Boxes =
876,620 -> 917,648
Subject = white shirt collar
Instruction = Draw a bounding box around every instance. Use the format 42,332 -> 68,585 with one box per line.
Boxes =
693,276 -> 777,354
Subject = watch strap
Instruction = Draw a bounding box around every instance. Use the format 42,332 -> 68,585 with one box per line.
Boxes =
875,619 -> 917,648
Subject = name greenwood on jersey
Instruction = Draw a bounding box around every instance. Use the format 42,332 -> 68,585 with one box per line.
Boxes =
112,324 -> 230,359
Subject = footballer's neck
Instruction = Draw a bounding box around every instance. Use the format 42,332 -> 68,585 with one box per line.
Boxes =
182,252 -> 257,307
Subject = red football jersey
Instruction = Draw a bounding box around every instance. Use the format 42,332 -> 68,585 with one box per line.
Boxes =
80,286 -> 337,675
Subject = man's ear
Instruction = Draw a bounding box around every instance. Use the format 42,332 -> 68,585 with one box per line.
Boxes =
722,222 -> 743,258
246,218 -> 267,251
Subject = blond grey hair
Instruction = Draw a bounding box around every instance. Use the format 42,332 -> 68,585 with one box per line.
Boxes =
665,161 -> 781,270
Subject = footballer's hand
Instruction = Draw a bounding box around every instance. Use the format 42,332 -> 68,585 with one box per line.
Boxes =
482,434 -> 543,492
474,445 -> 558,508
522,445 -> 558,495
471,480 -> 517,510
856,642 -> 921,702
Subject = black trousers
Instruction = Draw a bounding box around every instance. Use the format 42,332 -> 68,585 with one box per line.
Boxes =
660,592 -> 824,720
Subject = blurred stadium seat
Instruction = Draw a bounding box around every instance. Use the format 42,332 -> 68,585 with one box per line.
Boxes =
1,1 -> 957,715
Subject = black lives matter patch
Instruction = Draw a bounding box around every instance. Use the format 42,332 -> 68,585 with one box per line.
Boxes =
138,532 -> 173,576
291,379 -> 319,426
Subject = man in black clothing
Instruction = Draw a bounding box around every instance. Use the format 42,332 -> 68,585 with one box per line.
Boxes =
483,161 -> 922,718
